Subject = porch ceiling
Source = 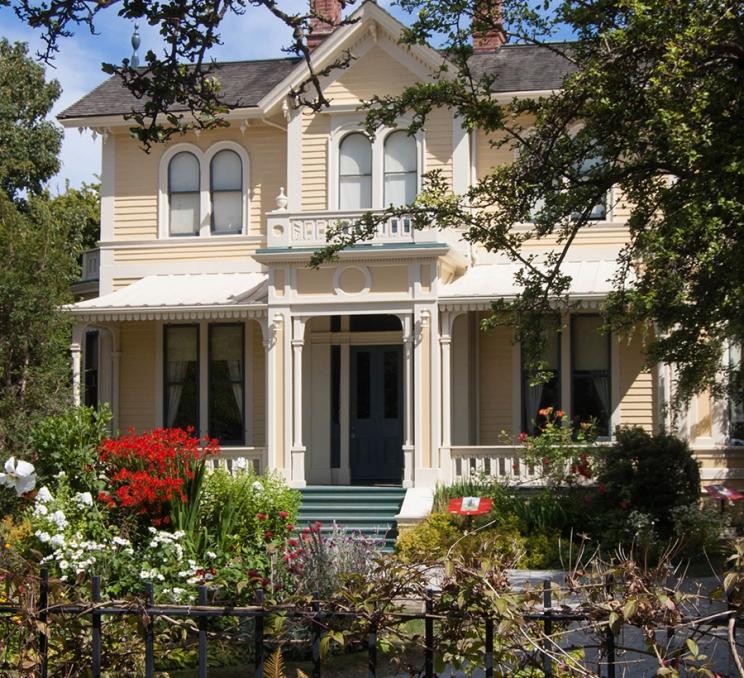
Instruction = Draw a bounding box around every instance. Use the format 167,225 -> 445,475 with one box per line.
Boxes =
65,272 -> 268,322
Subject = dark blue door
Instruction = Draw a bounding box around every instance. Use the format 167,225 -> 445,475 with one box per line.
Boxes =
350,346 -> 403,484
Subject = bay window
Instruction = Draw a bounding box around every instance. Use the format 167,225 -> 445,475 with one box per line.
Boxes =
571,315 -> 611,436
209,324 -> 244,444
164,325 -> 199,429
521,324 -> 561,434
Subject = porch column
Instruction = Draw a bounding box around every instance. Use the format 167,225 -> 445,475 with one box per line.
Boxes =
440,311 -> 453,482
290,317 -> 307,488
401,314 -> 415,488
70,324 -> 85,406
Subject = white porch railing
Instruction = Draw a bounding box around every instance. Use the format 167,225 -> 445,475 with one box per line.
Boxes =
266,209 -> 439,248
448,446 -> 546,485
207,447 -> 267,475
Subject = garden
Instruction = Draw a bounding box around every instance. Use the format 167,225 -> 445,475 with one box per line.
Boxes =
1,405 -> 744,677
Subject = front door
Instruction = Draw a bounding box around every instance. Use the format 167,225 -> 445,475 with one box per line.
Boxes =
350,346 -> 403,484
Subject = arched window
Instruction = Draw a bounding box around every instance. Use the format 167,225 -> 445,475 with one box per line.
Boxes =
339,133 -> 372,210
210,149 -> 243,234
168,151 -> 200,236
384,131 -> 417,206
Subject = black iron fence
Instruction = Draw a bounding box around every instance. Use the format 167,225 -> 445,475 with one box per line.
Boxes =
0,567 -> 740,678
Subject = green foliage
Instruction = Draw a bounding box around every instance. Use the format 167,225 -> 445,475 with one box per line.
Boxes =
198,469 -> 300,558
593,427 -> 701,539
396,513 -> 460,562
29,405 -> 111,494
49,181 -> 101,250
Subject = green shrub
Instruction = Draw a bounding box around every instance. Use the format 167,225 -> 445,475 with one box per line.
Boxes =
593,427 -> 700,539
29,405 -> 111,493
396,513 -> 460,562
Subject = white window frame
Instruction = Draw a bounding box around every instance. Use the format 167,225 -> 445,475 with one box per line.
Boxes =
327,114 -> 424,211
158,141 -> 250,239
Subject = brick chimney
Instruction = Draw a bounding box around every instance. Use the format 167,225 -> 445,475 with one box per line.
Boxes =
472,1 -> 506,53
307,0 -> 343,50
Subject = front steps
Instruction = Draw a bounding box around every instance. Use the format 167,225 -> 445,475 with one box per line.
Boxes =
297,486 -> 407,552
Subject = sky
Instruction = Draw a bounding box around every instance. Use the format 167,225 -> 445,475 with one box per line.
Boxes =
0,0 -> 405,192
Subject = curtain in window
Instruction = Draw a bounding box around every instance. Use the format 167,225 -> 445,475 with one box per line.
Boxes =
169,152 -> 200,235
525,383 -> 544,431
339,133 -> 372,210
165,326 -> 198,428
210,150 -> 242,234
384,131 -> 417,207
209,325 -> 244,443
592,374 -> 611,420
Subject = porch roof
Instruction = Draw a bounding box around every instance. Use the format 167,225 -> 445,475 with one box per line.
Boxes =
439,259 -> 622,309
66,273 -> 268,322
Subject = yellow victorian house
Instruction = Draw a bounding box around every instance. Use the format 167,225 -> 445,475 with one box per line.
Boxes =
59,0 -> 740,525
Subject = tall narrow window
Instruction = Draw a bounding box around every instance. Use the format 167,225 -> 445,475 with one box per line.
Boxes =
522,323 -> 561,434
164,325 -> 199,430
209,324 -> 244,444
210,150 -> 243,234
572,316 -> 611,436
384,131 -> 417,207
84,330 -> 99,409
168,152 -> 200,236
730,345 -> 744,441
577,155 -> 607,220
339,133 -> 372,210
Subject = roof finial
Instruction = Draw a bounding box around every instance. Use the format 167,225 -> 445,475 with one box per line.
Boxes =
130,23 -> 141,68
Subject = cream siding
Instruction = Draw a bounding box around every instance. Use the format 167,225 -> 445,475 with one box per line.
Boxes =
301,111 -> 330,211
118,322 -> 157,432
478,324 -> 514,443
424,108 -> 453,188
617,327 -> 656,432
113,242 -> 258,263
112,124 -> 285,249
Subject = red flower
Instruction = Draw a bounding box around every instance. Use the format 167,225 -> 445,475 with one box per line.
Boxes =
286,524 -> 294,532
287,538 -> 299,547
517,432 -> 529,444
598,483 -> 607,494
263,530 -> 273,540
257,512 -> 268,521
279,511 -> 289,519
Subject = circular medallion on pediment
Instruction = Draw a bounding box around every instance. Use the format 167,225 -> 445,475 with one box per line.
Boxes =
333,265 -> 371,295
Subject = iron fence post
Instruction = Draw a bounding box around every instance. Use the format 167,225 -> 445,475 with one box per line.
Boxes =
144,582 -> 154,678
255,588 -> 264,678
198,584 -> 208,678
543,579 -> 553,678
484,616 -> 493,678
91,575 -> 102,678
312,591 -> 321,678
368,622 -> 377,678
425,589 -> 434,678
39,567 -> 49,678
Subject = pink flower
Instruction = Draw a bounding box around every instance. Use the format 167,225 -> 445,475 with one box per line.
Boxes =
517,432 -> 529,444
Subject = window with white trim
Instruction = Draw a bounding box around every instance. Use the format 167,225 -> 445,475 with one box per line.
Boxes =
729,345 -> 744,441
168,152 -> 200,236
571,315 -> 611,436
210,150 -> 243,234
339,133 -> 373,210
521,321 -> 561,435
384,131 -> 417,207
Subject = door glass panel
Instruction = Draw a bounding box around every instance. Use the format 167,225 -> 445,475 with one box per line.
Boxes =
356,351 -> 370,419
384,351 -> 398,419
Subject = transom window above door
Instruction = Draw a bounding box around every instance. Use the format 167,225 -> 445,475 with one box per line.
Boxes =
332,125 -> 421,211
159,142 -> 249,238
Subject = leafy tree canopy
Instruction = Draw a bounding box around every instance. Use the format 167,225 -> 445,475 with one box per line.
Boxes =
0,40 -> 92,455
4,0 -> 744,405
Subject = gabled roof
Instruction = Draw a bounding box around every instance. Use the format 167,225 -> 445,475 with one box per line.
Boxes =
58,1 -> 575,122
58,58 -> 299,120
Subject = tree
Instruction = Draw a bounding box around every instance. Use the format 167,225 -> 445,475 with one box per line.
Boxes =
5,1 -> 744,403
0,40 -> 87,455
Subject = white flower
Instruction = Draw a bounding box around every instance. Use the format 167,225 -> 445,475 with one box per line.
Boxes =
74,491 -> 93,507
55,471 -> 66,478
252,480 -> 263,493
36,486 -> 53,503
112,536 -> 131,548
50,534 -> 66,548
206,551 -> 217,560
0,457 -> 36,496
234,457 -> 247,471
49,510 -> 68,529
33,503 -> 49,517
59,560 -> 69,570
35,531 -> 51,543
